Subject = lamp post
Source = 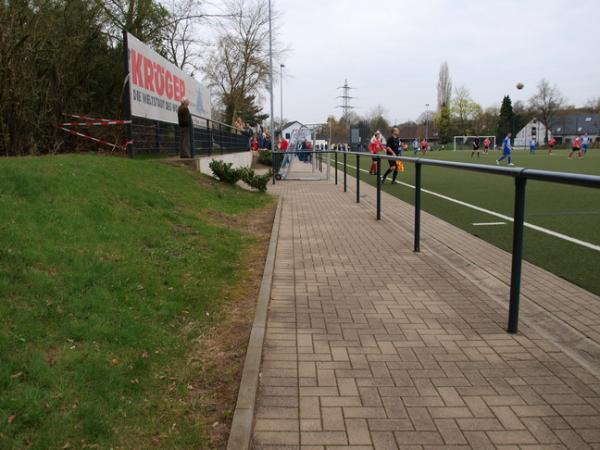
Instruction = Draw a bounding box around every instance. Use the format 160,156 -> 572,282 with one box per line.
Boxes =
268,0 -> 274,153
280,64 -> 285,137
425,103 -> 430,141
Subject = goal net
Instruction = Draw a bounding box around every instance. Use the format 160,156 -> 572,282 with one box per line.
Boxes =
453,136 -> 496,151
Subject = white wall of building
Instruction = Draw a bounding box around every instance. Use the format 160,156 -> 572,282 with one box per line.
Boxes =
514,119 -> 549,147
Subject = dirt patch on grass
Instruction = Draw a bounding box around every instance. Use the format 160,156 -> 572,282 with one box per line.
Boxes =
184,201 -> 277,448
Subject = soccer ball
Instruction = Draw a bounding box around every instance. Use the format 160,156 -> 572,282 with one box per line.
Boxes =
516,82 -> 524,90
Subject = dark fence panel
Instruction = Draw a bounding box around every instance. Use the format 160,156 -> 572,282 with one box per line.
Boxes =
131,115 -> 250,156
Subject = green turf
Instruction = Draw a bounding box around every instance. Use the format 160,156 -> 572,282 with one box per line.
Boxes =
336,148 -> 600,295
0,155 -> 272,448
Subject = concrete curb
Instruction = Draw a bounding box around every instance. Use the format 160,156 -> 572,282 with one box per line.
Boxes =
226,196 -> 282,450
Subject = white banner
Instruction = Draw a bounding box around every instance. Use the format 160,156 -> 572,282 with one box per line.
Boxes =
126,33 -> 211,124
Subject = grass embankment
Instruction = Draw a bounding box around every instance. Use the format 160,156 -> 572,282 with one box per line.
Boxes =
0,155 -> 274,449
340,149 -> 600,295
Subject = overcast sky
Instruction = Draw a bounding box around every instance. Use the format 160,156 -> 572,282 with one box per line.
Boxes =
268,0 -> 599,125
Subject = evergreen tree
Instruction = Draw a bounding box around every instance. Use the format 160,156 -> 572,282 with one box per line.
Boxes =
438,106 -> 451,144
496,95 -> 515,142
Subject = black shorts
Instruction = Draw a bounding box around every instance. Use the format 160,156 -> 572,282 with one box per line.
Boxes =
473,145 -> 480,150
388,159 -> 397,168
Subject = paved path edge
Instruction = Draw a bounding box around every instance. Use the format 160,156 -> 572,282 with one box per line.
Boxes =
226,196 -> 282,450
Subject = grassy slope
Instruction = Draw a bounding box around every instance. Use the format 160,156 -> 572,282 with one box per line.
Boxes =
341,149 -> 600,295
0,155 -> 272,449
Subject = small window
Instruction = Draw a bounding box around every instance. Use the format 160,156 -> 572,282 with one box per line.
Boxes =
556,127 -> 562,132
578,127 -> 583,132
585,117 -> 592,122
285,133 -> 290,139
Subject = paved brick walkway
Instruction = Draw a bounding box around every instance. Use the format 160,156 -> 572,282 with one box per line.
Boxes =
251,163 -> 600,449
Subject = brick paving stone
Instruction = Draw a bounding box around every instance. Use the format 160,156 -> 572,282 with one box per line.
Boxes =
248,170 -> 600,449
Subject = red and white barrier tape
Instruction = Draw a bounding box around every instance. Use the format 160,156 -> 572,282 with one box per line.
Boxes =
60,120 -> 132,127
62,114 -> 131,126
57,126 -> 132,151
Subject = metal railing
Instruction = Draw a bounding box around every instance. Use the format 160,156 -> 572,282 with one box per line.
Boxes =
130,114 -> 250,156
270,150 -> 600,334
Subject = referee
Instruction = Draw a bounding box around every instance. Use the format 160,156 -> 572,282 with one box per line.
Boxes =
381,127 -> 402,184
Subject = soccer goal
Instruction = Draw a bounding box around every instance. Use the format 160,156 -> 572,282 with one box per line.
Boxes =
453,136 -> 496,151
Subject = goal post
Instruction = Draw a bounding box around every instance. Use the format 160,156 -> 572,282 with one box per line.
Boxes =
453,136 -> 496,151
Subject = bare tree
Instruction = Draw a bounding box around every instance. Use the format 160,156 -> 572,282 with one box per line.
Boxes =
528,78 -> 565,144
202,0 -> 285,126
451,86 -> 482,135
437,62 -> 452,109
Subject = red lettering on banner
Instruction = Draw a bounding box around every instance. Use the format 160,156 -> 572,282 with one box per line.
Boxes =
154,63 -> 165,96
143,56 -> 154,91
130,49 -> 143,86
173,77 -> 180,101
165,71 -> 173,99
128,43 -> 193,106
180,79 -> 186,100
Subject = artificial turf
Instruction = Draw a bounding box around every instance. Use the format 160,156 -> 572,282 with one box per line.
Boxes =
336,148 -> 600,295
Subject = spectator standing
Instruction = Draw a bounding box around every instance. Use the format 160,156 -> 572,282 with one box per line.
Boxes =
177,98 -> 192,158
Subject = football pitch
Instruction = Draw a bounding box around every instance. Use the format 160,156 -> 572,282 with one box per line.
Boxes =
335,148 -> 600,295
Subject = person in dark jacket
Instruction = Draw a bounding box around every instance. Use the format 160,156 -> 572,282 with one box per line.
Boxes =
177,98 -> 192,158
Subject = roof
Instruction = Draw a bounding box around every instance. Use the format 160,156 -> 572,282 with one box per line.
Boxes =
549,113 -> 600,136
281,121 -> 305,131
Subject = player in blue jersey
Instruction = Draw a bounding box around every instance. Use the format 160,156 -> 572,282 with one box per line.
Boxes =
412,138 -> 420,155
581,132 -> 590,156
496,132 -> 514,166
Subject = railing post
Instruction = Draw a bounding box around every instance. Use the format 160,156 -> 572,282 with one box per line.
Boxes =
508,175 -> 527,334
335,151 -> 338,185
343,151 -> 347,192
414,161 -> 422,252
356,153 -> 360,203
376,156 -> 381,220
272,151 -> 276,185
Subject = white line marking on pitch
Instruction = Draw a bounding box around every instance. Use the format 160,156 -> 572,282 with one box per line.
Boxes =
337,161 -> 600,252
472,222 -> 506,226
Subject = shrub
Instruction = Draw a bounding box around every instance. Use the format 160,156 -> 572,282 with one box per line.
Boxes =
209,159 -> 243,184
240,167 -> 272,193
257,150 -> 272,166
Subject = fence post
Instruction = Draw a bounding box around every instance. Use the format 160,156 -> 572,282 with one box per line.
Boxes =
414,161 -> 422,252
376,156 -> 381,220
208,119 -> 213,156
335,151 -> 338,185
356,153 -> 360,203
343,151 -> 347,192
508,175 -> 527,334
155,121 -> 160,153
189,122 -> 195,158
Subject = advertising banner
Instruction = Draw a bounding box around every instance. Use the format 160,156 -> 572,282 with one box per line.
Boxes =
126,32 -> 211,124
